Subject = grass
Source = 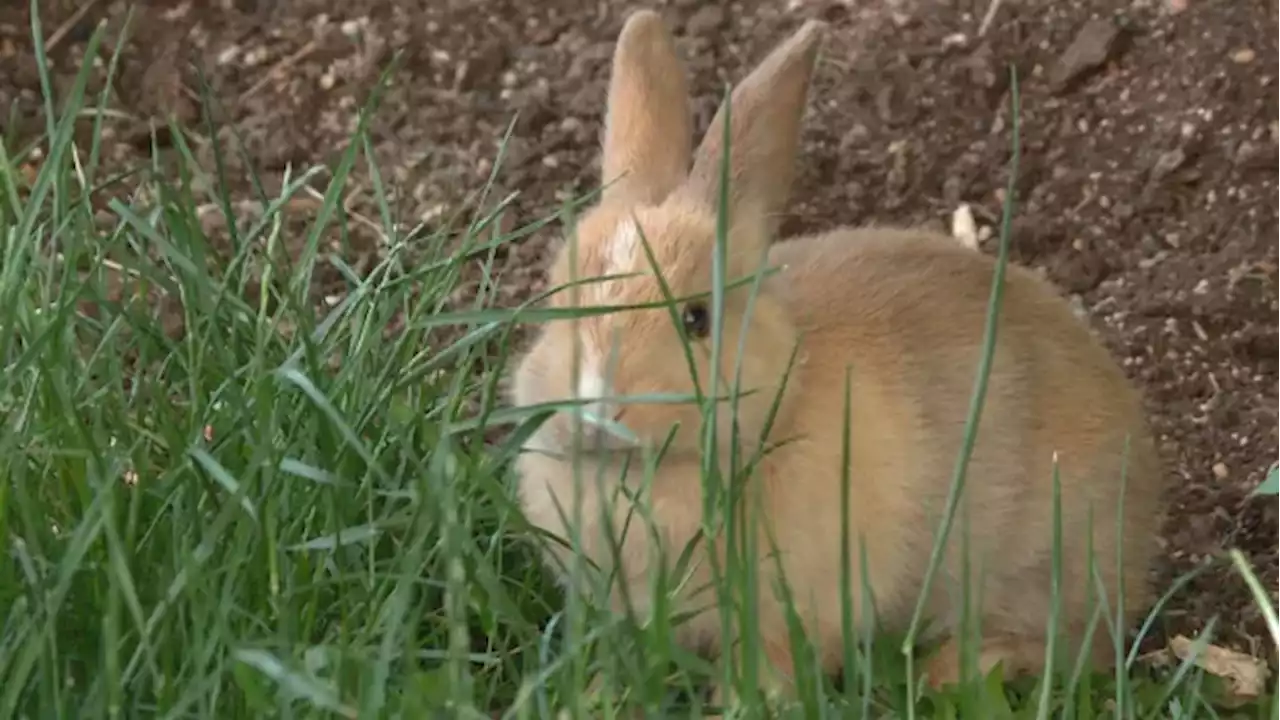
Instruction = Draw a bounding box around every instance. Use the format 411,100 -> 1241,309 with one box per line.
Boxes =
1,8 -> 1277,719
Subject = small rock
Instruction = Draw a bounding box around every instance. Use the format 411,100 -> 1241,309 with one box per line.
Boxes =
1050,18 -> 1123,91
686,5 -> 727,35
1212,462 -> 1229,480
839,123 -> 870,149
1233,139 -> 1254,165
199,206 -> 229,236
1138,249 -> 1169,269
567,80 -> 604,117
455,42 -> 509,92
1068,293 -> 1088,320
136,43 -> 196,125
884,140 -> 909,204
512,85 -> 554,132
951,203 -> 979,250
1233,140 -> 1274,172
918,217 -> 948,235
966,43 -> 1000,89
495,136 -> 531,171
1149,147 -> 1187,182
567,42 -> 613,80
942,175 -> 965,206
1230,48 -> 1256,64
529,18 -> 566,45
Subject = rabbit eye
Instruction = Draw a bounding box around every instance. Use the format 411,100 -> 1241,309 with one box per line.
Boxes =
681,303 -> 710,339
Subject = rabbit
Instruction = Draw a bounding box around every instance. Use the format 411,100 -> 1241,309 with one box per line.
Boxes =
507,9 -> 1167,710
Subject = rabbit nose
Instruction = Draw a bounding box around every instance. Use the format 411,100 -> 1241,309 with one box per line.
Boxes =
580,400 -> 623,426
577,398 -> 638,445
578,405 -> 637,446
574,364 -> 637,443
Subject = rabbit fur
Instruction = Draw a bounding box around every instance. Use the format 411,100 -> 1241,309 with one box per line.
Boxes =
507,9 -> 1167,707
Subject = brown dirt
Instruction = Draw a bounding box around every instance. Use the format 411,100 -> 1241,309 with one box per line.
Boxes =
3,0 -> 1275,661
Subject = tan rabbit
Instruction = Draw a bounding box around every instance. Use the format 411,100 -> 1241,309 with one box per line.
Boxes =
508,9 -> 1167,708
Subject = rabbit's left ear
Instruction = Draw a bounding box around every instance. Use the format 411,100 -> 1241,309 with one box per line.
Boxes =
680,20 -> 826,233
599,11 -> 693,207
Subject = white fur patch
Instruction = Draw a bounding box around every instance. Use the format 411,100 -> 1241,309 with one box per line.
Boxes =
606,218 -> 640,276
576,350 -> 606,403
575,347 -> 606,422
588,218 -> 640,306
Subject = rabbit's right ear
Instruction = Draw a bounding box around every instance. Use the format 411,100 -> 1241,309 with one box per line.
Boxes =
680,21 -> 825,235
599,11 -> 693,207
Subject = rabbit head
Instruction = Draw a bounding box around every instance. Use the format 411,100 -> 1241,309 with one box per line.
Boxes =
510,12 -> 827,460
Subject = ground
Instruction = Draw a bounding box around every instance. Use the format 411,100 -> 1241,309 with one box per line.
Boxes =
2,0 -> 1275,679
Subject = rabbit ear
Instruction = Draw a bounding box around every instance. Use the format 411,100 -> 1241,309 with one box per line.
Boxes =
680,20 -> 826,232
600,11 -> 693,207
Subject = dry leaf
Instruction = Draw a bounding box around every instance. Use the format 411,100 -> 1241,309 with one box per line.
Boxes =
1139,646 -> 1174,668
1168,634 -> 1269,708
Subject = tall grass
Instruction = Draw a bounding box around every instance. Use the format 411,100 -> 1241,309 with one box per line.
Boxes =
1,7 -> 1275,718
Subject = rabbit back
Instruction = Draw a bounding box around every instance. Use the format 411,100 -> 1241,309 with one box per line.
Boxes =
755,226 -> 1166,648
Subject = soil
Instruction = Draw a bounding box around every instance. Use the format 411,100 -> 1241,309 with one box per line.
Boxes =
3,0 -> 1276,666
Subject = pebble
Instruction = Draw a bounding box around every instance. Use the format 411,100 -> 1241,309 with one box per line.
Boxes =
686,5 -> 727,35
951,203 -> 979,250
1212,462 -> 1229,480
1150,147 -> 1187,182
1050,18 -> 1123,90
1230,48 -> 1256,64
455,42 -> 509,91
